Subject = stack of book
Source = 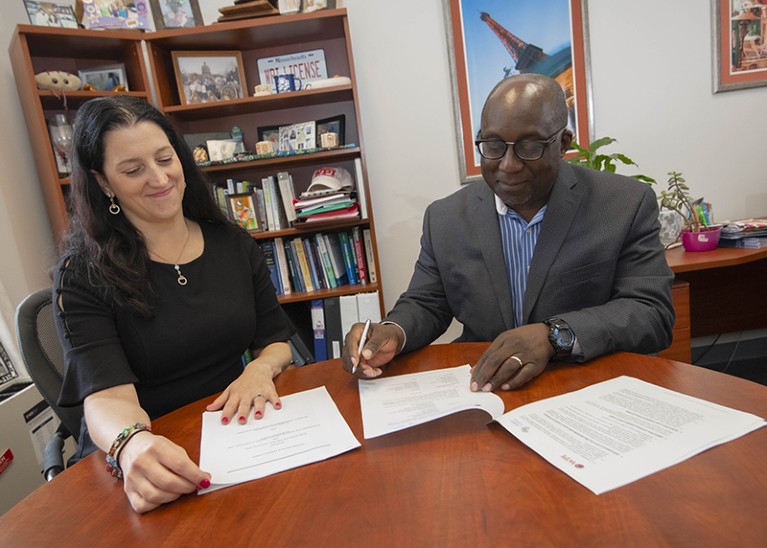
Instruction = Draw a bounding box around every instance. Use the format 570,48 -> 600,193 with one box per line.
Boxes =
294,166 -> 360,224
212,171 -> 297,232
718,218 -> 767,248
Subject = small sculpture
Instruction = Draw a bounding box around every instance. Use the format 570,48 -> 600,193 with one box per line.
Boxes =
193,145 -> 209,163
35,70 -> 82,91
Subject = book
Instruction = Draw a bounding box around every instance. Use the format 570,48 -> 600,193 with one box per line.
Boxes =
302,204 -> 360,223
277,171 -> 298,224
266,176 -> 288,230
253,188 -> 267,229
351,226 -> 368,284
261,177 -> 276,231
314,234 -> 337,288
301,238 -> 322,290
338,231 -> 359,285
363,228 -> 377,284
283,238 -> 303,292
310,299 -> 328,362
356,291 -> 382,323
323,233 -> 348,285
292,237 -> 314,291
304,237 -> 326,289
272,236 -> 292,295
324,296 -> 343,359
339,294 -> 359,340
354,157 -> 369,220
259,240 -> 282,294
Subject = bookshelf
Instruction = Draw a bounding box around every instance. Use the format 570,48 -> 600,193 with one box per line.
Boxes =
9,25 -> 150,238
143,9 -> 384,325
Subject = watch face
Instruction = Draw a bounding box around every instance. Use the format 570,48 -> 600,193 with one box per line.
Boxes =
554,325 -> 574,347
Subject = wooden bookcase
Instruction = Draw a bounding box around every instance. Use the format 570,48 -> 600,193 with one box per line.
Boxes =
10,10 -> 384,350
9,25 -> 150,238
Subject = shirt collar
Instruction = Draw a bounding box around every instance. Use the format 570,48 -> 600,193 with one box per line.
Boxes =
494,194 -> 547,223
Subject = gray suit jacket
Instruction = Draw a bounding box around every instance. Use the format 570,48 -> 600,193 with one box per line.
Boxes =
385,161 -> 675,361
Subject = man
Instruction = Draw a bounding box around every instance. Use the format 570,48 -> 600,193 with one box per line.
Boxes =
343,74 -> 674,391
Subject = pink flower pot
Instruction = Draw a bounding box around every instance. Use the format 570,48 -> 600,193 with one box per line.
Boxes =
681,226 -> 722,252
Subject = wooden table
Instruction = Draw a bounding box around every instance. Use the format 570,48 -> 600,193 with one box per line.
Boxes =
3,344 -> 767,546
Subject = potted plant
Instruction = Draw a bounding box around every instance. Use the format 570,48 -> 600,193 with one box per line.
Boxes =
658,171 -> 720,251
567,136 -> 656,185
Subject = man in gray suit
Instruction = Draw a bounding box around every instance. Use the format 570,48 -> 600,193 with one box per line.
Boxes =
343,74 -> 675,391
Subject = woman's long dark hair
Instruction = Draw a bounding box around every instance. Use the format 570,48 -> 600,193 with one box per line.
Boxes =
60,95 -> 234,316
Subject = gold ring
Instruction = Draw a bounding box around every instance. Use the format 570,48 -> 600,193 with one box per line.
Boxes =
510,355 -> 523,367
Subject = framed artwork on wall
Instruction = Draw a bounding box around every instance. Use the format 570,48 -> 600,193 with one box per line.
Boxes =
172,51 -> 247,105
443,0 -> 592,184
712,0 -> 767,93
150,0 -> 203,31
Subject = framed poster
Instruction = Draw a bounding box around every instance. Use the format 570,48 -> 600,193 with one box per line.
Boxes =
443,0 -> 592,183
712,0 -> 767,93
172,51 -> 247,105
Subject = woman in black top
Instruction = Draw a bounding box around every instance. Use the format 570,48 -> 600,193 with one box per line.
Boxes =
53,95 -> 294,513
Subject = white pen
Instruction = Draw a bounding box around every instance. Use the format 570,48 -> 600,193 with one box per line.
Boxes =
352,319 -> 372,374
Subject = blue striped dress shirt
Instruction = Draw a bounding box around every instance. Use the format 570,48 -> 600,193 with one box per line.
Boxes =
495,195 -> 546,328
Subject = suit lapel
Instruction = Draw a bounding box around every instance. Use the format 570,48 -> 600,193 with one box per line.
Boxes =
523,162 -> 582,323
470,183 -> 515,330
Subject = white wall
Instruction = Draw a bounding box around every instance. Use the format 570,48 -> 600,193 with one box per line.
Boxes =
2,0 -> 766,345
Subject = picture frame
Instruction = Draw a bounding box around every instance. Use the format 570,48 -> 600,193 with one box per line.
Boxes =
80,0 -> 151,30
227,193 -> 260,232
315,114 -> 345,148
78,64 -> 128,92
277,122 -> 316,152
443,0 -> 593,184
172,51 -> 247,106
24,1 -> 78,28
257,125 -> 281,148
712,0 -> 767,93
150,0 -> 203,31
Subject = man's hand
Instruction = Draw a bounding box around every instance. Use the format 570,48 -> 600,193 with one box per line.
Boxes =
471,323 -> 555,391
342,322 -> 404,378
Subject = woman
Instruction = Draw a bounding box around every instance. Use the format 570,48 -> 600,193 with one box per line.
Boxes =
53,95 -> 294,513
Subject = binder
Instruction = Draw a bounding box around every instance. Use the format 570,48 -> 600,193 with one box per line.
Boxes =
310,299 -> 328,362
356,291 -> 382,323
324,297 -> 343,359
339,294 -> 359,339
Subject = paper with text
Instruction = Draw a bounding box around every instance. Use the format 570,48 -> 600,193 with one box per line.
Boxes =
359,364 -> 504,439
497,376 -> 766,495
198,386 -> 359,494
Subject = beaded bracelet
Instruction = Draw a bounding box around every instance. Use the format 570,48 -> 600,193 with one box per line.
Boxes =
105,423 -> 152,479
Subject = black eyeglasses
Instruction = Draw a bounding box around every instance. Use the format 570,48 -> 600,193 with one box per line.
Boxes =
475,127 -> 567,161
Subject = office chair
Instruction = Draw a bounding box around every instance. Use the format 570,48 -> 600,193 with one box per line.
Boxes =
15,287 -> 82,481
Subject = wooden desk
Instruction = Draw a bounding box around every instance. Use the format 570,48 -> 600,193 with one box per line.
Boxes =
666,246 -> 767,338
3,345 -> 767,546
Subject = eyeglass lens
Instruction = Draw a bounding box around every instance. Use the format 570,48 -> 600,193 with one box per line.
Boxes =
478,140 -> 546,161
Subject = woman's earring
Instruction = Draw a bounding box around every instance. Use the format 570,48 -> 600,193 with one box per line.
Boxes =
108,194 -> 121,215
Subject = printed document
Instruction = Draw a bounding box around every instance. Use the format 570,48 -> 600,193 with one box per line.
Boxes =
359,364 -> 504,439
198,386 -> 359,493
496,376 -> 766,494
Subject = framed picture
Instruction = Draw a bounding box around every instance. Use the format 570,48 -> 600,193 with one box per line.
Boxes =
443,0 -> 592,184
80,0 -> 150,30
315,114 -> 345,148
172,51 -> 247,106
150,0 -> 203,31
78,64 -> 128,92
277,122 -> 316,152
712,0 -> 767,93
228,193 -> 260,232
24,1 -> 78,28
257,125 -> 281,147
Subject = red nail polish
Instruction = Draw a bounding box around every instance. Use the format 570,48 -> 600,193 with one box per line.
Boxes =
255,410 -> 262,417
238,416 -> 246,423
275,401 -> 282,409
221,416 -> 229,425
199,478 -> 210,489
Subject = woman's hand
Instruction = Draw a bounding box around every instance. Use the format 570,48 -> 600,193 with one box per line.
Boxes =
118,431 -> 210,514
206,342 -> 292,424
206,361 -> 281,424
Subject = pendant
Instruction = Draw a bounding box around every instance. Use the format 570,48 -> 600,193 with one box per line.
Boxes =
174,264 -> 188,286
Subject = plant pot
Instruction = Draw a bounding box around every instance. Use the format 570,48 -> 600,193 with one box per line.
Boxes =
658,210 -> 685,246
681,226 -> 722,252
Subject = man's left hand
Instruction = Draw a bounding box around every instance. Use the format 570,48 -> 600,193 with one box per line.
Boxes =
470,323 -> 555,391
